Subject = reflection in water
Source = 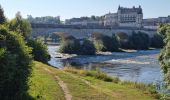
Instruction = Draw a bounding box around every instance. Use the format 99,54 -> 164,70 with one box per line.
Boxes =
48,45 -> 163,85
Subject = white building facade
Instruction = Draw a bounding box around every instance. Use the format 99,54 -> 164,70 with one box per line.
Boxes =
104,6 -> 143,28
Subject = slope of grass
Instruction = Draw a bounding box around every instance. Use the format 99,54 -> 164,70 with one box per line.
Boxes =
63,67 -> 160,100
27,61 -> 160,100
27,62 -> 65,100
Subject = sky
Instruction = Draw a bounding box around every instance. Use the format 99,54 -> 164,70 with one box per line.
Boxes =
1,0 -> 170,20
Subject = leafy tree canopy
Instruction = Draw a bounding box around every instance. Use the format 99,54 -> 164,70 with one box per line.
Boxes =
8,12 -> 32,39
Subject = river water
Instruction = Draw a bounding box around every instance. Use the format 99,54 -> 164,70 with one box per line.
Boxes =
48,45 -> 163,85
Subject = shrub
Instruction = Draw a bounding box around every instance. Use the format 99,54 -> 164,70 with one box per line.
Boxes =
59,36 -> 96,55
93,40 -> 104,51
0,26 -> 32,99
116,32 -> 131,49
92,33 -> 120,52
8,12 -> 32,40
116,31 -> 151,50
27,39 -> 50,63
79,39 -> 96,55
116,32 -> 129,40
150,34 -> 164,48
129,31 -> 150,50
63,67 -> 116,82
59,39 -> 80,54
158,24 -> 170,90
122,31 -> 150,50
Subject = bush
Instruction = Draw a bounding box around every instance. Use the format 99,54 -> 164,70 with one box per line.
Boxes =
129,31 -> 150,50
116,32 -> 131,49
27,39 -> 50,63
116,32 -> 151,50
8,12 -> 32,40
159,24 -> 170,88
59,35 -> 96,55
59,39 -> 80,54
150,34 -> 164,48
92,33 -> 120,52
63,67 -> 115,82
116,32 -> 129,40
79,39 -> 96,55
0,26 -> 32,99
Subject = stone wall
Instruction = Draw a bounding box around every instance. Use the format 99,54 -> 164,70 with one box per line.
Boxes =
32,27 -> 157,39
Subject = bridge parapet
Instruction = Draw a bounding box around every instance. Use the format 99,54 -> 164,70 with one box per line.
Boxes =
31,23 -> 157,31
31,23 -> 157,39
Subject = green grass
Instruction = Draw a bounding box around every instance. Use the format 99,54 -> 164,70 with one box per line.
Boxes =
27,62 -> 65,100
63,67 -> 160,100
27,61 -> 160,100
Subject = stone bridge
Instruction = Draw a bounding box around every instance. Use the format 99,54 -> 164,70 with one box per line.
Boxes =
31,23 -> 157,39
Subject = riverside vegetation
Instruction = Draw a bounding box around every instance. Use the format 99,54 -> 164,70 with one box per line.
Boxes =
57,31 -> 163,55
159,24 -> 170,99
0,5 -> 50,99
0,4 -> 166,100
29,61 -> 160,100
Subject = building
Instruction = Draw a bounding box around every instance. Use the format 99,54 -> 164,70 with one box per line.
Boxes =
64,5 -> 170,29
104,5 -> 143,28
143,16 -> 170,29
65,16 -> 103,26
104,13 -> 118,26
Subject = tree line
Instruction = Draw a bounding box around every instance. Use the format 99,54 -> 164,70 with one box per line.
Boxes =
52,31 -> 163,55
0,5 -> 50,99
159,24 -> 170,98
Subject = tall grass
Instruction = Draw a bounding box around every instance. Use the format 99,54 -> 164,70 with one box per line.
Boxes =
63,67 -> 119,83
63,67 -> 161,99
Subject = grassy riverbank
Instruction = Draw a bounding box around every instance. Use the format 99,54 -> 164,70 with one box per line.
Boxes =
27,61 -> 160,100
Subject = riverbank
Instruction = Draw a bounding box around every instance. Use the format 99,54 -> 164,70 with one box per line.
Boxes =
27,61 -> 160,100
48,46 -> 162,84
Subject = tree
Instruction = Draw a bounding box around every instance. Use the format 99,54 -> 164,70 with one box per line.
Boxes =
80,39 -> 96,55
0,5 -> 6,24
8,12 -> 32,39
131,31 -> 150,50
59,39 -> 80,54
27,39 -> 50,63
159,24 -> 170,88
150,34 -> 164,48
0,26 -> 32,99
116,32 -> 130,49
92,33 -> 120,52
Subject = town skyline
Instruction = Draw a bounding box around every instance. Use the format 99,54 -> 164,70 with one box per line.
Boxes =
1,0 -> 170,20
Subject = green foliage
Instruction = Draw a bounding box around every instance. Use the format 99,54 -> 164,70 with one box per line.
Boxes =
27,39 -> 50,63
93,40 -> 104,51
59,38 -> 80,54
59,36 -> 96,55
0,5 -> 6,24
116,32 -> 130,49
0,26 -> 32,99
116,32 -> 129,40
63,67 -> 115,82
159,24 -> 170,88
92,33 -> 120,52
79,39 -> 96,55
129,31 -> 150,50
158,24 -> 170,39
8,12 -> 32,39
150,34 -> 164,48
117,31 -> 150,50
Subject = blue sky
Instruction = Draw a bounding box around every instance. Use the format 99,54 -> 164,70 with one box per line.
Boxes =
1,0 -> 170,20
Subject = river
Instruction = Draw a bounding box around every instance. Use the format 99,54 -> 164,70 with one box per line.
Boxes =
48,45 -> 163,85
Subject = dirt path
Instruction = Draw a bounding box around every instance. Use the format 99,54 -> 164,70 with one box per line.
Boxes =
44,68 -> 72,100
